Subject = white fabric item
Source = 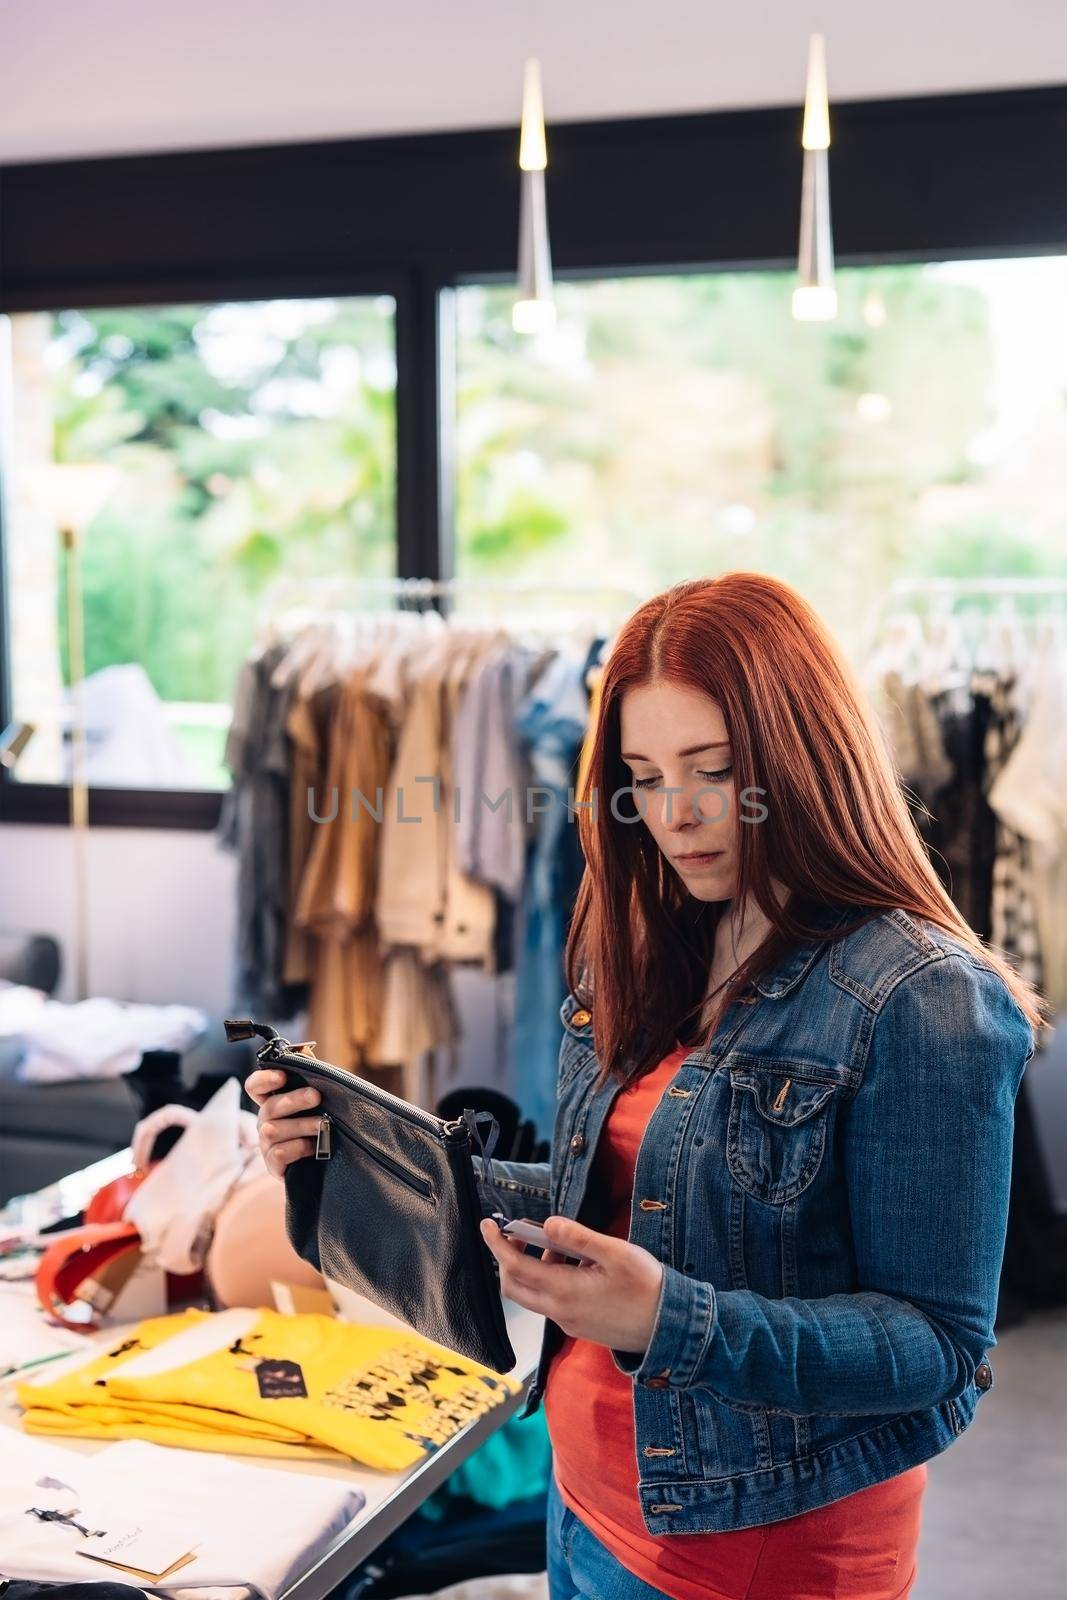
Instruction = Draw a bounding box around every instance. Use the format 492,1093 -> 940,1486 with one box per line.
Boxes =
10,995 -> 207,1084
78,662 -> 202,790
0,1430 -> 364,1598
125,1080 -> 264,1275
0,980 -> 48,1032
130,1103 -> 201,1171
988,639 -> 1067,1011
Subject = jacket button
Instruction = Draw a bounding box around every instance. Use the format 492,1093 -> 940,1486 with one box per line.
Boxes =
644,1370 -> 671,1389
572,1009 -> 592,1027
975,1361 -> 993,1391
570,1132 -> 586,1153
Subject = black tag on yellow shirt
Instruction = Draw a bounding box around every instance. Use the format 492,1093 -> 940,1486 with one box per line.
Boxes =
255,1358 -> 308,1400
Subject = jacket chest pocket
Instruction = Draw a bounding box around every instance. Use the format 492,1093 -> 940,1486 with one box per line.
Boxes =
726,1067 -> 838,1205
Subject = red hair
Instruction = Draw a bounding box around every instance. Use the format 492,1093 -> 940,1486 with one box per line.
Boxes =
564,572 -> 1046,1086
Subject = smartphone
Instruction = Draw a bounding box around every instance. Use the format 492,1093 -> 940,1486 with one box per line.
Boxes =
489,1213 -> 596,1264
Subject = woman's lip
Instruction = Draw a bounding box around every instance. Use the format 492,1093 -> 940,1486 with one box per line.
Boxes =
674,851 -> 724,863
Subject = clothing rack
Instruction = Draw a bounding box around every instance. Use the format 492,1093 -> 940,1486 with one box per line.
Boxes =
349,576 -> 646,601
257,572 -> 645,608
863,576 -> 1067,666
883,576 -> 1067,602
253,573 -> 647,645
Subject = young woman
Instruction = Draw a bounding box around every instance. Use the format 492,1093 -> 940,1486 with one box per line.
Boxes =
249,573 -> 1041,1600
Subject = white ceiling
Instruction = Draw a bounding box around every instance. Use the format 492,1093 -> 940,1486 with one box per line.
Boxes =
1,0 -> 1064,165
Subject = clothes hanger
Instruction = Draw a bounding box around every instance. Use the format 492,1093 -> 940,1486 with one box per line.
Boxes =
918,603 -> 967,694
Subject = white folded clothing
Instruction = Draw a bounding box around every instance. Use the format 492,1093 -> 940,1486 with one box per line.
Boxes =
125,1079 -> 266,1275
7,994 -> 208,1084
0,1431 -> 365,1598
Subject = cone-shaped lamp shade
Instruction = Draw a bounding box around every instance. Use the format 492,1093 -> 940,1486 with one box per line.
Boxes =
514,167 -> 555,331
519,58 -> 547,171
792,146 -> 837,321
514,58 -> 555,332
801,33 -> 830,151
792,33 -> 836,322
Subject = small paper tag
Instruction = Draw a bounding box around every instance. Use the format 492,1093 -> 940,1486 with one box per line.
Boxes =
255,1356 -> 308,1399
76,1519 -> 196,1577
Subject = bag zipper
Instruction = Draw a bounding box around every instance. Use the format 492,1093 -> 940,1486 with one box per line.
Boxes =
257,1033 -> 467,1142
316,1110 -> 434,1199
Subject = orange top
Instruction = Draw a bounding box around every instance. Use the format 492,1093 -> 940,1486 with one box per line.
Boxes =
544,1046 -> 927,1600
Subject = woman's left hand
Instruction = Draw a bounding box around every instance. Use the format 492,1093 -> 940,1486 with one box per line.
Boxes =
479,1214 -> 664,1354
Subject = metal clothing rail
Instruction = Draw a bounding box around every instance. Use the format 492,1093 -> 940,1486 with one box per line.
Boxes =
276,575 -> 647,602
862,575 -> 1067,664
884,577 -> 1067,601
255,571 -> 647,616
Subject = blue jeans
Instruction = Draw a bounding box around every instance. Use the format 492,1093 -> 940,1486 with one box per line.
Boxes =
547,1473 -> 670,1599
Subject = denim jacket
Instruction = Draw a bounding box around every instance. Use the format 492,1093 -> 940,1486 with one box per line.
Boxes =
475,906 -> 1034,1533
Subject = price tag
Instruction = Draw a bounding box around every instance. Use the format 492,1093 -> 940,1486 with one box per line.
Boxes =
76,1519 -> 198,1578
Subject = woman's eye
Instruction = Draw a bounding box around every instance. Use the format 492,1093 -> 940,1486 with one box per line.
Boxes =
697,766 -> 734,783
631,775 -> 659,790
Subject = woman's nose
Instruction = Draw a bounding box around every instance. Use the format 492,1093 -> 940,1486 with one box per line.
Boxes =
660,787 -> 701,831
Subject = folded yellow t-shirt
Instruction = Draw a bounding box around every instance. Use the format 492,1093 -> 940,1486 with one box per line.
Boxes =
19,1309 -> 519,1472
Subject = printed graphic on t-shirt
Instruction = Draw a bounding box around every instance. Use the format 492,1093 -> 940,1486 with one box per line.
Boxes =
322,1338 -> 507,1449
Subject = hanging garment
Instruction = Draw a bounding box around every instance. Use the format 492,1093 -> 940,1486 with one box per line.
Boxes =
876,667 -> 954,833
509,647 -> 591,1140
376,630 -> 499,971
376,629 -> 455,953
371,946 -> 458,1107
17,1307 -> 520,1472
294,657 -> 396,1070
282,673 -> 339,987
434,631 -> 505,971
925,675 -> 998,940
977,668 -> 1043,993
218,642 -> 305,1018
453,640 -> 544,903
875,641 -> 1066,1333
989,638 -> 1067,1012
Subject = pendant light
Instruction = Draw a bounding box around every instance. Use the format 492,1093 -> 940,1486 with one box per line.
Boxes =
792,33 -> 837,322
513,58 -> 556,333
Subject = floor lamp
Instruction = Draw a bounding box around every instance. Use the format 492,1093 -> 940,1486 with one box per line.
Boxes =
22,463 -> 118,1001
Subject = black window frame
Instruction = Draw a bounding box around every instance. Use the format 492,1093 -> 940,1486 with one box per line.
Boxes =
1,84 -> 1064,829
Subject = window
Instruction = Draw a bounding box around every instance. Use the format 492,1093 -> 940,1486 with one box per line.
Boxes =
0,295 -> 397,791
454,259 -> 1067,658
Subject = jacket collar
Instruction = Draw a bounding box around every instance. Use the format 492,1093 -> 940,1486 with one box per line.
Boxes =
751,903 -> 857,999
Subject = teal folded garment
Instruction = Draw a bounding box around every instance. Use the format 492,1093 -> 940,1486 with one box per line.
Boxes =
420,1408 -> 551,1519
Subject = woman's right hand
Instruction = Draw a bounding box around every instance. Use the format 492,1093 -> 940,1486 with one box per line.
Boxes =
245,1068 -> 322,1179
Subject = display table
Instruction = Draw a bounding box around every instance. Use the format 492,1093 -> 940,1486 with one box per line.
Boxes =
0,1148 -> 546,1600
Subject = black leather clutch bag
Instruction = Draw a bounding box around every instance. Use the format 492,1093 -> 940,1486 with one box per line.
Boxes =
225,1018 -> 516,1373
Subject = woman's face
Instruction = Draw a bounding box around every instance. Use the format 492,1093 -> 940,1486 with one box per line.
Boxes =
619,679 -> 739,902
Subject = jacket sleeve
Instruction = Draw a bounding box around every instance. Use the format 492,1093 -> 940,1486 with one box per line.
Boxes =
472,1156 -> 553,1225
611,952 -> 1034,1414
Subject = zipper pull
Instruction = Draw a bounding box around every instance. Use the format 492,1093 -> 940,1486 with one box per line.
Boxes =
315,1113 -> 332,1161
224,1018 -> 282,1046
